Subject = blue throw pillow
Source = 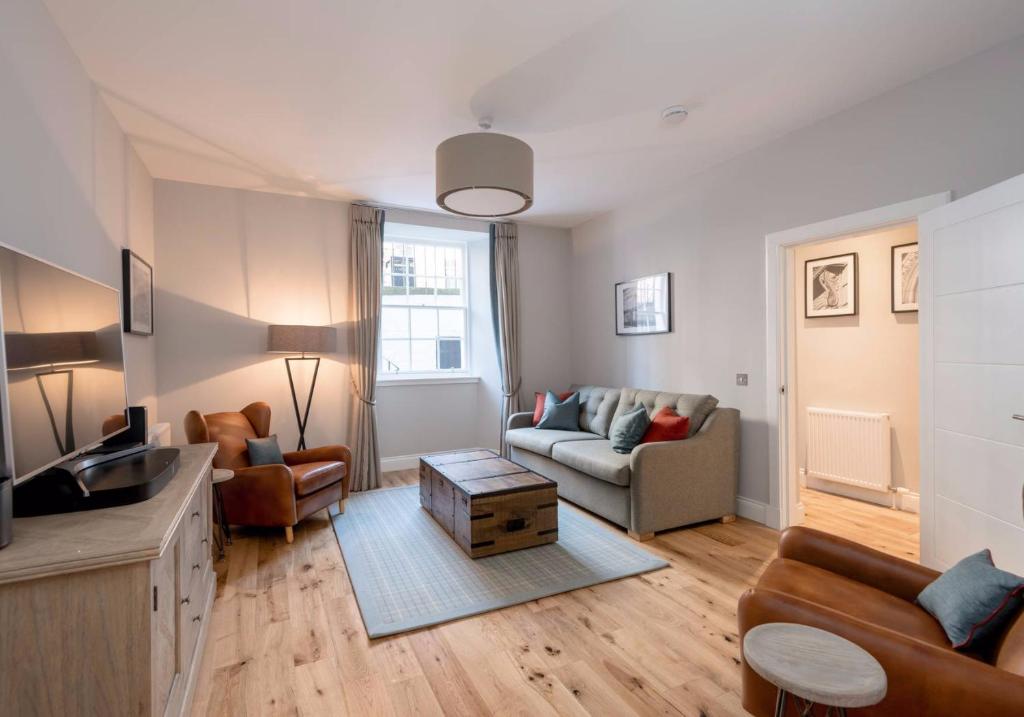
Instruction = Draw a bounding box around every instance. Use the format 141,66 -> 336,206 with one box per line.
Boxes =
917,549 -> 1024,649
246,435 -> 285,466
609,405 -> 651,454
536,391 -> 580,431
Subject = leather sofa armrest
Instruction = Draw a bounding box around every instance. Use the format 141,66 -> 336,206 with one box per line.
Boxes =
283,444 -> 351,468
507,411 -> 534,431
778,526 -> 939,602
738,588 -> 1024,716
283,445 -> 351,498
218,464 -> 298,527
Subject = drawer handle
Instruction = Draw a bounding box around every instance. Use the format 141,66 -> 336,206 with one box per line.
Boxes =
1013,414 -> 1024,421
191,510 -> 201,519
201,538 -> 209,545
506,517 -> 526,532
181,596 -> 190,606
192,615 -> 202,623
192,563 -> 201,572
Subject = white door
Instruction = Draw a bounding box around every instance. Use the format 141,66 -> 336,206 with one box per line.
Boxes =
919,172 -> 1024,573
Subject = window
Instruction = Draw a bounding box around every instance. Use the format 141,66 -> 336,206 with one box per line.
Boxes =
380,231 -> 468,376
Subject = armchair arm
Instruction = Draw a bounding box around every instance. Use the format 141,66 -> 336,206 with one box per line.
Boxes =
218,464 -> 297,527
507,411 -> 534,431
627,407 -> 740,533
738,588 -> 1024,716
283,444 -> 351,468
778,526 -> 939,602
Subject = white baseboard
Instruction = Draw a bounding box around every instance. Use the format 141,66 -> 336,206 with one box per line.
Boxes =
736,496 -> 769,525
380,447 -> 500,473
380,454 -> 421,472
895,488 -> 920,514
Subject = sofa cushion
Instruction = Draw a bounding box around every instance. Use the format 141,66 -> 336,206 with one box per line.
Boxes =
551,439 -> 631,487
505,427 -> 601,457
917,549 -> 1024,649
532,390 -> 572,425
571,385 -> 621,437
641,407 -> 691,444
614,387 -> 718,437
609,405 -> 650,454
291,460 -> 345,497
537,391 -> 581,430
758,558 -> 952,649
245,435 -> 285,466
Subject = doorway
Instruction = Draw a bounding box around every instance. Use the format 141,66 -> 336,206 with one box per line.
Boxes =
764,193 -> 950,558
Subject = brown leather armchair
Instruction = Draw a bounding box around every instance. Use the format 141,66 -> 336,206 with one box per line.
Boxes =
739,527 -> 1024,716
183,402 -> 350,543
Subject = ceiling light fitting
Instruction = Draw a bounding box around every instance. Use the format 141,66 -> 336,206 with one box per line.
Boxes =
436,125 -> 533,218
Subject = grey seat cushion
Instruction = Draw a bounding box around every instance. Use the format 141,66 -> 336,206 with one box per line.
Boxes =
551,439 -> 631,487
613,387 -> 718,437
505,427 -> 601,457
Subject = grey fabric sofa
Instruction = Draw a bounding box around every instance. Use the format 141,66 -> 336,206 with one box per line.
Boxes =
506,385 -> 740,540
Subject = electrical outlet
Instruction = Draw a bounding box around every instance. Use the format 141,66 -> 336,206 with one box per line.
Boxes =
736,373 -> 748,386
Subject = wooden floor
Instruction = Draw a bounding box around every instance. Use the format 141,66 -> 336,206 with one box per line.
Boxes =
190,472 -> 919,716
801,487 -> 920,562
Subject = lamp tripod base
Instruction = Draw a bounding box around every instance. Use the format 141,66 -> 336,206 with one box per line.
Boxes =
285,356 -> 320,450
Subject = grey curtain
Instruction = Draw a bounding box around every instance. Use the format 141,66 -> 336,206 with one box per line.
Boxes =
490,222 -> 522,457
349,204 -> 385,491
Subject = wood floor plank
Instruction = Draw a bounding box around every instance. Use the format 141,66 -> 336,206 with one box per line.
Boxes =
189,468 -> 919,716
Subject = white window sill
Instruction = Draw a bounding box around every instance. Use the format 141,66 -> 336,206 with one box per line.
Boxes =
376,375 -> 480,387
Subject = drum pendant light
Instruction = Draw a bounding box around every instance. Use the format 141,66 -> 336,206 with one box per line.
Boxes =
436,125 -> 533,217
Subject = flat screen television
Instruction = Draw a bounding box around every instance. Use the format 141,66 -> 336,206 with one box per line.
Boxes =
0,246 -> 129,485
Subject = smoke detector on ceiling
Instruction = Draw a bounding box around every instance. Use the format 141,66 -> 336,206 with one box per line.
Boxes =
661,106 -> 689,124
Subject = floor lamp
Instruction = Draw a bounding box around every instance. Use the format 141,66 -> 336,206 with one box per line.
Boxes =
267,324 -> 337,450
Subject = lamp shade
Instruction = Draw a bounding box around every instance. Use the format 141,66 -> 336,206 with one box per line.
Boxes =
5,331 -> 100,370
267,325 -> 336,354
436,132 -> 533,217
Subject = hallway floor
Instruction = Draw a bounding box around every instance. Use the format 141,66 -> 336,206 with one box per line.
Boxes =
800,487 -> 919,562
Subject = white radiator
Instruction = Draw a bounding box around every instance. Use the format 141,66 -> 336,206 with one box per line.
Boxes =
805,408 -> 891,493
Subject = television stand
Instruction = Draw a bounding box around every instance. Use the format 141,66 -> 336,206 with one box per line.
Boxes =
13,446 -> 180,517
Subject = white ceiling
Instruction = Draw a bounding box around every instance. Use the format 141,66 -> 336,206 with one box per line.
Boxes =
43,0 -> 1024,227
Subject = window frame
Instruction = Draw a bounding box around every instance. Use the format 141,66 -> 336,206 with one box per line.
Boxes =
378,232 -> 472,381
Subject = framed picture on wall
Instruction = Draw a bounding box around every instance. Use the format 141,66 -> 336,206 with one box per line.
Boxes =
891,242 -> 919,313
805,252 -> 857,318
615,272 -> 672,335
122,249 -> 154,335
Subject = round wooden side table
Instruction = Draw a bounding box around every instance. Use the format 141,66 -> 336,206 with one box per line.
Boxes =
743,622 -> 887,717
211,469 -> 234,560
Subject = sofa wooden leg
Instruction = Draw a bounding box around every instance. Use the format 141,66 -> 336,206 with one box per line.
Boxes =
284,526 -> 294,544
720,514 -> 736,524
628,530 -> 654,542
338,498 -> 346,514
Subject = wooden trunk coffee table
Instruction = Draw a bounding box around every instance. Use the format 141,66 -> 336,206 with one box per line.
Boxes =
419,449 -> 558,558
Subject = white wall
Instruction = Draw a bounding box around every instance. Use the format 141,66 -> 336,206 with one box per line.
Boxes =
0,0 -> 157,419
793,224 -> 919,499
153,184 -> 573,458
570,36 -> 1024,511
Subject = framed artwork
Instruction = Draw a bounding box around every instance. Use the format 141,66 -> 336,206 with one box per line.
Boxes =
891,242 -> 919,313
121,249 -> 153,335
615,272 -> 672,335
805,252 -> 857,318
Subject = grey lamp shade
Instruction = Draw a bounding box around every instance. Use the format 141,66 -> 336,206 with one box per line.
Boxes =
436,132 -> 533,217
5,331 -> 100,370
267,325 -> 337,354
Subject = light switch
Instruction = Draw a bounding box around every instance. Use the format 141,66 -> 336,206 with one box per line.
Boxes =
736,373 -> 748,386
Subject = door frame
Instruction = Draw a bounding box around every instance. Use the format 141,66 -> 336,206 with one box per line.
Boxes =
764,192 -> 950,530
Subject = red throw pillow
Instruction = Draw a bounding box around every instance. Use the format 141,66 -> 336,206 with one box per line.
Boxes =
640,407 -> 690,443
532,391 -> 573,426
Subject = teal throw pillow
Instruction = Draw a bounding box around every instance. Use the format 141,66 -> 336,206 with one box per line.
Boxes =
609,405 -> 651,454
537,391 -> 580,431
246,435 -> 285,465
917,549 -> 1024,649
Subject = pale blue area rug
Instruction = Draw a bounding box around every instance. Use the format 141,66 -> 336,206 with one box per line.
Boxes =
333,485 -> 668,638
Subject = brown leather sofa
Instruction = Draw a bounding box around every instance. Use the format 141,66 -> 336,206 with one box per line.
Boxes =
184,402 -> 350,543
739,527 -> 1024,716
